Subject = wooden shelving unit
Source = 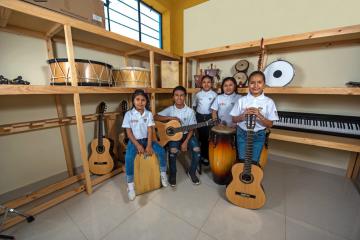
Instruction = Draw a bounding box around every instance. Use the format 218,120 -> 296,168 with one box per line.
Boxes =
183,24 -> 360,180
0,0 -> 180,230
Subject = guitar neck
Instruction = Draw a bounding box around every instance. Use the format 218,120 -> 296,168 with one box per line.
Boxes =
243,130 -> 254,174
174,121 -> 211,133
98,113 -> 104,147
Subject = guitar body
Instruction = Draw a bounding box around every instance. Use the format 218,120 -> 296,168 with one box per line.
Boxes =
226,163 -> 266,209
153,120 -> 183,146
89,138 -> 114,175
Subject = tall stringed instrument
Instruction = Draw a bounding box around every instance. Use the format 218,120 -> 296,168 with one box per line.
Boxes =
225,114 -> 266,209
153,119 -> 219,147
118,100 -> 129,162
89,102 -> 114,175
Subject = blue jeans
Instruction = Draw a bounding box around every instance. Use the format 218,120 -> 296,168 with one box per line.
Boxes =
125,138 -> 167,183
236,127 -> 265,163
168,134 -> 201,175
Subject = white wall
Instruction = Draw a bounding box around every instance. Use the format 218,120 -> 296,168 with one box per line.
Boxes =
184,0 -> 360,170
0,31 -> 154,195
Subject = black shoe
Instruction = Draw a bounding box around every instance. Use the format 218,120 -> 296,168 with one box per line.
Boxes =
187,171 -> 200,185
169,174 -> 176,187
201,158 -> 209,166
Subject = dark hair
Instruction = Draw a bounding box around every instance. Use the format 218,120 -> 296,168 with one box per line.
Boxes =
248,71 -> 266,83
172,85 -> 187,96
221,77 -> 238,94
131,89 -> 150,110
201,75 -> 214,83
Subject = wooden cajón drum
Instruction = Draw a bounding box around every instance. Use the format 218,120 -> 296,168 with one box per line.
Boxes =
209,125 -> 237,185
47,58 -> 113,86
112,67 -> 150,88
134,154 -> 161,195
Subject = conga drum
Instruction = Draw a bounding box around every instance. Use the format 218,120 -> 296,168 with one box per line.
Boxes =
47,58 -> 113,86
209,126 -> 237,185
134,154 -> 161,195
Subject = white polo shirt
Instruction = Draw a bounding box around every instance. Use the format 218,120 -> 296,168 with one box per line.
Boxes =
211,93 -> 241,127
230,92 -> 279,132
122,108 -> 155,139
157,104 -> 197,133
192,89 -> 217,114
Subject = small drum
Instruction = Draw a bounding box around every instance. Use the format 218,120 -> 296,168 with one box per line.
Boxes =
47,58 -> 113,86
235,59 -> 249,72
233,72 -> 248,87
264,60 -> 295,87
209,125 -> 237,185
112,67 -> 150,88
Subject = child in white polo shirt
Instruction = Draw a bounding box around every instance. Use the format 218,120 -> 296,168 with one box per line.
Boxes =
122,89 -> 168,201
211,77 -> 241,127
192,75 -> 217,166
155,86 -> 201,187
230,71 -> 279,163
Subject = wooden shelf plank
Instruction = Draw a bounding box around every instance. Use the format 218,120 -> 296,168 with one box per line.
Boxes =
0,85 -> 77,95
0,0 -> 179,61
270,129 -> 360,152
184,40 -> 261,60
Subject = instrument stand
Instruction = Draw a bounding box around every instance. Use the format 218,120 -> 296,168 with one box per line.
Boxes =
0,205 -> 35,240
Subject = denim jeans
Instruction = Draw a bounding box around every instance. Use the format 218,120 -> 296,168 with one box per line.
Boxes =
236,127 -> 265,163
168,134 -> 201,175
125,138 -> 167,183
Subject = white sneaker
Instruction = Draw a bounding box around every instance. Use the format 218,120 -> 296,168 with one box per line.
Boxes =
127,182 -> 136,201
160,172 -> 169,187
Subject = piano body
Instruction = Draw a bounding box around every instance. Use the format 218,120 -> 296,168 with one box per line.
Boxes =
273,111 -> 360,139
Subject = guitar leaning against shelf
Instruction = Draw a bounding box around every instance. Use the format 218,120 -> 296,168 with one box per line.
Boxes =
89,102 -> 114,175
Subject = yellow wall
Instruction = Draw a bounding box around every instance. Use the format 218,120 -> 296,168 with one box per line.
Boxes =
143,0 -> 208,55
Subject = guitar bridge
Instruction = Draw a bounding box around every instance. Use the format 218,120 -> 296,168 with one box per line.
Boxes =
94,162 -> 109,165
235,191 -> 256,199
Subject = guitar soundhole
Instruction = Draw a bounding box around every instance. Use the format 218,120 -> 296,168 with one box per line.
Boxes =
240,173 -> 253,184
166,127 -> 175,136
96,145 -> 105,154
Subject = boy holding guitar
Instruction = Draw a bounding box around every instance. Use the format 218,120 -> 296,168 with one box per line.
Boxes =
154,86 -> 201,187
122,89 -> 168,201
230,71 -> 279,163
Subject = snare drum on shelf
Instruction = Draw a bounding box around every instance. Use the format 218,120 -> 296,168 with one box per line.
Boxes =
47,58 -> 113,86
112,67 -> 150,88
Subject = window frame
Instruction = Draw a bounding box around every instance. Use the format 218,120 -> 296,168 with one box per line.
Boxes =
103,0 -> 163,49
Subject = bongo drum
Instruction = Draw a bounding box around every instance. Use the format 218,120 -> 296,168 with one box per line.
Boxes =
112,67 -> 150,88
47,58 -> 113,86
233,72 -> 248,87
235,59 -> 249,72
134,154 -> 161,195
209,125 -> 237,185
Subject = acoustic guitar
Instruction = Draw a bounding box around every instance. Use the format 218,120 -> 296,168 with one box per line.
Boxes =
225,114 -> 266,209
153,119 -> 219,146
89,102 -> 114,175
118,100 -> 129,163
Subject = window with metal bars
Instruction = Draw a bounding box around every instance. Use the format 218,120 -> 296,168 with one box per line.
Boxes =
102,0 -> 162,48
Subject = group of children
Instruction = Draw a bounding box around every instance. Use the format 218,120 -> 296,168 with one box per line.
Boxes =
121,71 -> 279,201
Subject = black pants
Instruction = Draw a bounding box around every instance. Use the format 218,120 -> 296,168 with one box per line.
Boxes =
196,112 -> 212,160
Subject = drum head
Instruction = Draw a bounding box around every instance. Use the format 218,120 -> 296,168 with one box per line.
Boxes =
264,60 -> 295,87
235,59 -> 249,72
233,72 -> 248,85
211,125 -> 236,134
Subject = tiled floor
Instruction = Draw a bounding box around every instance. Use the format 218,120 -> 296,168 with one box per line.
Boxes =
3,160 -> 360,240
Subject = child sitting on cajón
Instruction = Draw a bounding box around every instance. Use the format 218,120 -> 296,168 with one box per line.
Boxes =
122,89 -> 168,201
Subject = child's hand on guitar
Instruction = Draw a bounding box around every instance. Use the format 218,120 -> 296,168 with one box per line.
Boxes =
145,146 -> 154,155
136,143 -> 145,154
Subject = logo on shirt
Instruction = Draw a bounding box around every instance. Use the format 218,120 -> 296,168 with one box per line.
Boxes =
130,120 -> 139,123
220,102 -> 226,106
143,118 -> 147,122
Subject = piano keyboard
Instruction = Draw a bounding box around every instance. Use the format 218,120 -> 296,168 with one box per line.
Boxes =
273,111 -> 360,139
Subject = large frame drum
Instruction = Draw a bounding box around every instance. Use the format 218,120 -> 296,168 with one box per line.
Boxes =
112,67 -> 150,88
209,126 -> 237,185
47,58 -> 113,86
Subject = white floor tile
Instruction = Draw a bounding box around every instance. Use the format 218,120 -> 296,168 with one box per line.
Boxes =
201,198 -> 285,240
102,201 -> 199,240
196,231 -> 217,240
